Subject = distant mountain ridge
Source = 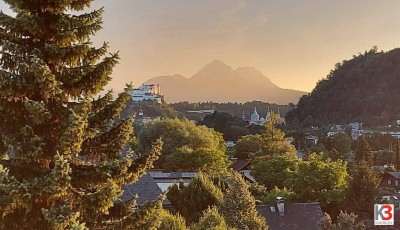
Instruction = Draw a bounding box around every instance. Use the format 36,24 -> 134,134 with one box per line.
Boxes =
145,60 -> 306,104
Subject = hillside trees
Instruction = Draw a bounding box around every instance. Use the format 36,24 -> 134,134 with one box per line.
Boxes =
286,48 -> 400,125
136,119 -> 229,175
200,111 -> 251,141
0,1 -> 161,228
329,133 -> 352,160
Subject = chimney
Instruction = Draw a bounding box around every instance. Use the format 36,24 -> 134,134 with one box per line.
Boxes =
276,197 -> 285,216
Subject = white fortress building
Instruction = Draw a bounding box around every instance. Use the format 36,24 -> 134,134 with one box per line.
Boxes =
128,84 -> 162,103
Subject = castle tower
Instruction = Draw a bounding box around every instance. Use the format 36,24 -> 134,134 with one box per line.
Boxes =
266,107 -> 271,121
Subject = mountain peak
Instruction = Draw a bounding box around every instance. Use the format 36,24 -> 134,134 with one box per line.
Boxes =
192,59 -> 234,80
203,59 -> 232,71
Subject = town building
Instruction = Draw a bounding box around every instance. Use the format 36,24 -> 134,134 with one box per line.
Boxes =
305,134 -> 318,145
147,170 -> 197,192
382,171 -> 400,188
349,122 -> 362,130
230,158 -> 255,182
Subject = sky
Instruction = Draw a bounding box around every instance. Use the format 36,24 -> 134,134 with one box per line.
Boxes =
1,0 -> 400,93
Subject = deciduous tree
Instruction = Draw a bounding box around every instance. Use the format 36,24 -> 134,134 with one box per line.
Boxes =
252,154 -> 300,190
137,119 -> 229,174
285,153 -> 347,211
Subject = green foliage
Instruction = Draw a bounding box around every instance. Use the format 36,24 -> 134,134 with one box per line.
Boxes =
190,206 -> 228,230
252,154 -> 300,190
354,136 -> 373,166
233,134 -> 265,159
286,48 -> 400,126
220,171 -> 268,230
302,115 -> 314,128
200,111 -> 254,141
167,174 -> 224,223
396,138 -> 400,170
137,118 -> 229,174
344,161 -> 381,218
120,100 -> 178,120
249,182 -> 268,199
329,133 -> 352,160
373,149 -> 395,166
260,186 -> 294,204
118,196 -> 164,230
233,114 -> 296,160
168,147 -> 229,176
0,1 -> 163,228
285,153 -> 348,209
319,211 -> 365,230
353,133 -> 396,152
158,210 -> 187,230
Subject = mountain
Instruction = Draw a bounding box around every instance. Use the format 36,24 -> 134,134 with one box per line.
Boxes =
145,60 -> 306,104
285,48 -> 400,127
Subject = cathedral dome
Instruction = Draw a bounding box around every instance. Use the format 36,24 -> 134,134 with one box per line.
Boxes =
251,107 -> 260,122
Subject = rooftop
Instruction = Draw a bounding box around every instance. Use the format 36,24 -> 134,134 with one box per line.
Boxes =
120,172 -> 171,206
256,202 -> 323,230
386,172 -> 400,179
230,159 -> 252,171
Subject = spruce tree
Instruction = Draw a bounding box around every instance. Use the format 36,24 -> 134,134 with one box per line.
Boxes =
191,206 -> 227,230
344,161 -> 381,219
0,1 -> 161,229
167,173 -> 224,223
220,171 -> 268,230
354,136 -> 373,166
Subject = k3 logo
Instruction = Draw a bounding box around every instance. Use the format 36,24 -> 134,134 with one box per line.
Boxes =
374,204 -> 394,225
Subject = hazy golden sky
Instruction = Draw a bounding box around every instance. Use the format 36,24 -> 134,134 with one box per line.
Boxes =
1,0 -> 400,93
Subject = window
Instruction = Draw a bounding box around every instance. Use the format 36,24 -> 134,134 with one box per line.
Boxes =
396,180 -> 399,186
388,180 -> 392,185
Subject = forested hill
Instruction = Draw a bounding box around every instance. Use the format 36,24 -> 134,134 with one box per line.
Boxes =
286,47 -> 400,126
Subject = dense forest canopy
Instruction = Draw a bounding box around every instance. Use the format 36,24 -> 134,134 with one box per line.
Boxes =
286,47 -> 400,127
172,101 -> 292,121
